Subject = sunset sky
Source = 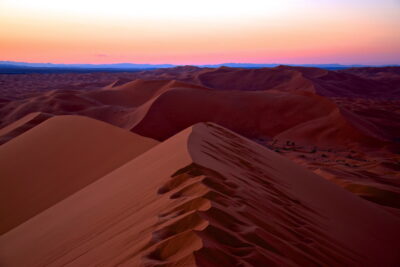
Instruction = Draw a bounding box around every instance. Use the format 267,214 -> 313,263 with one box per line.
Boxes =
1,0 -> 399,65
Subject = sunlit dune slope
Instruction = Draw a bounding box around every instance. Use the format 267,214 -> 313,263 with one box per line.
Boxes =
0,115 -> 158,234
87,79 -> 210,108
1,123 -> 399,266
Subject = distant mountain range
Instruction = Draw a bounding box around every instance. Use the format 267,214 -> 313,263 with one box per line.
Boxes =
0,60 -> 398,74
0,61 -> 175,69
198,63 -> 373,69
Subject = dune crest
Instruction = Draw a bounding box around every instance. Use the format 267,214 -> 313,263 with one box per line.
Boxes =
0,115 -> 158,234
274,108 -> 388,149
0,112 -> 52,145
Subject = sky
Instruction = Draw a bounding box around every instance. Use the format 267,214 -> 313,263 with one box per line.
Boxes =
0,0 -> 399,65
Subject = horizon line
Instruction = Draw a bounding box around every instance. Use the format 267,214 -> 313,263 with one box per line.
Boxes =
1,60 -> 399,67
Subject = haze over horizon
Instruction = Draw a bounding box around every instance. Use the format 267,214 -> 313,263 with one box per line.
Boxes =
1,0 -> 399,65
1,60 -> 399,67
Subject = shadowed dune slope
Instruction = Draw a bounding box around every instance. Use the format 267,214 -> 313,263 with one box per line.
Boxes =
0,115 -> 158,234
131,88 -> 385,149
340,67 -> 400,89
274,108 -> 389,149
1,123 -> 399,266
196,66 -> 317,92
0,112 -> 53,145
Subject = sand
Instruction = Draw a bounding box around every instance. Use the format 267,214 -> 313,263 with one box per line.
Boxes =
0,122 -> 399,266
0,115 -> 158,234
0,66 -> 399,265
0,66 -> 399,215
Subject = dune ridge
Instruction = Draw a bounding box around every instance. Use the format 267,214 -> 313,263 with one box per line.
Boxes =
0,115 -> 158,234
1,122 -> 399,266
0,112 -> 52,145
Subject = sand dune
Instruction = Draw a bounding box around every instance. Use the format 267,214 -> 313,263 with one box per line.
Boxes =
0,115 -> 158,234
340,66 -> 400,90
107,65 -> 398,97
0,72 -> 141,101
1,122 -> 399,266
0,66 -> 399,217
196,66 -> 316,92
86,79 -> 209,108
0,66 -> 397,149
0,112 -> 52,145
274,108 -> 388,149
1,65 -> 398,101
1,66 -> 399,265
132,88 -> 336,140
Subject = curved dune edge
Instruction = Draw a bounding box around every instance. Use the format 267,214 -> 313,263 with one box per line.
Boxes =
0,112 -> 53,145
1,122 -> 399,266
0,115 -> 158,234
274,108 -> 388,150
131,87 -> 338,141
314,168 -> 400,210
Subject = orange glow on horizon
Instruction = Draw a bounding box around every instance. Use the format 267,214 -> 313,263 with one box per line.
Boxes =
1,0 -> 399,65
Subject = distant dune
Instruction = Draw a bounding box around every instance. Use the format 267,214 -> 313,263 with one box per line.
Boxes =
1,66 -> 398,148
131,88 -> 336,140
274,108 -> 388,149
